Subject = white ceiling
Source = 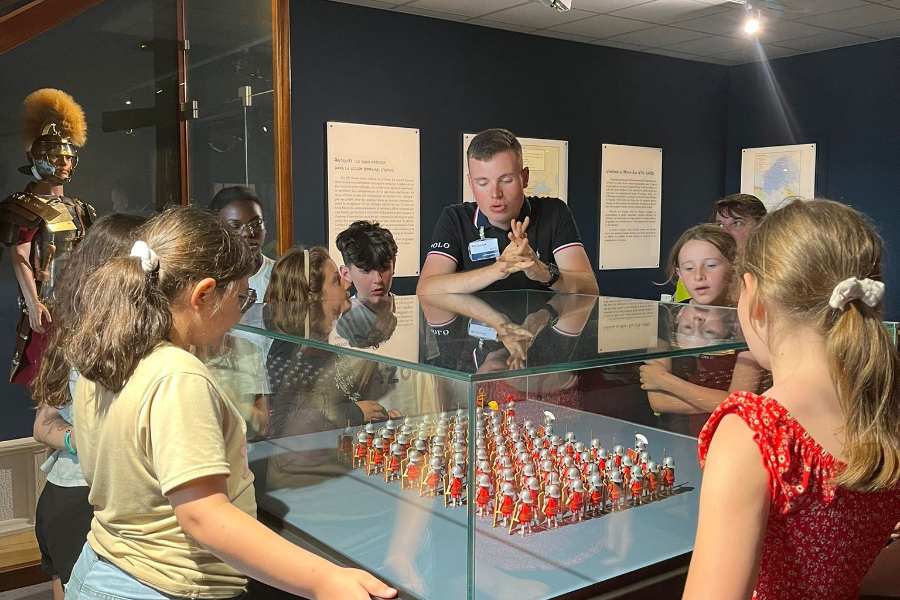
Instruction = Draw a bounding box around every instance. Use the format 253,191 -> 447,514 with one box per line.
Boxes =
329,0 -> 900,65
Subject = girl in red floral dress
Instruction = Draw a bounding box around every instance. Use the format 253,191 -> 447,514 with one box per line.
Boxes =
684,199 -> 900,600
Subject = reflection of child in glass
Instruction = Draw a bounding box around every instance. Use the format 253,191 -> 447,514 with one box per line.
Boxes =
684,199 -> 900,599
640,225 -> 757,421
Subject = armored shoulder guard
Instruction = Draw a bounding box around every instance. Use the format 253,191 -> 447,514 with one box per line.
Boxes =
72,197 -> 96,228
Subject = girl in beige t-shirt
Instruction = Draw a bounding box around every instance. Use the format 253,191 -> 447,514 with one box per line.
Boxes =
63,207 -> 396,600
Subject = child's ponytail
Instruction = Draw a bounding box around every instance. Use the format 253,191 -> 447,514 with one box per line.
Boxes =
66,256 -> 171,392
826,283 -> 900,491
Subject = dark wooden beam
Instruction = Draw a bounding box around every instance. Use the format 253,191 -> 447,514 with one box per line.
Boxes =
272,0 -> 293,255
0,0 -> 105,55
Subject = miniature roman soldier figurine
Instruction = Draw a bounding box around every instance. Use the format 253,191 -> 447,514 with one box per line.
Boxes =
447,465 -> 465,508
385,442 -> 404,482
495,482 -> 517,528
622,455 -> 634,483
475,474 -> 493,517
542,484 -> 561,528
588,474 -> 605,516
630,470 -> 645,506
510,491 -> 536,537
367,437 -> 385,475
662,456 -> 676,496
337,423 -> 354,463
646,461 -> 661,501
526,476 -> 541,505
404,450 -> 423,490
596,447 -> 609,471
567,480 -> 585,522
613,444 -> 625,467
353,430 -> 368,468
364,422 -> 376,448
608,469 -> 625,511
423,456 -> 443,497
1,89 -> 95,386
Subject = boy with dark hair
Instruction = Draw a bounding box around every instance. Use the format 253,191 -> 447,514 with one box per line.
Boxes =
336,220 -> 398,298
708,193 -> 767,247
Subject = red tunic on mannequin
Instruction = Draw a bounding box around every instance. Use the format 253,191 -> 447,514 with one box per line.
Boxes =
699,392 -> 900,600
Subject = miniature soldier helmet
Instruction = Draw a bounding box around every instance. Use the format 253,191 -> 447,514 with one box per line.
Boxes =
562,456 -> 575,469
647,461 -> 660,473
523,464 -> 536,477
417,430 -> 429,441
544,425 -> 554,437
663,456 -> 676,468
436,426 -> 448,438
632,470 -> 644,481
515,441 -> 527,453
525,426 -> 537,439
549,472 -> 561,485
574,442 -> 585,453
502,482 -> 515,495
494,434 -> 506,447
527,477 -> 540,490
591,438 -> 601,449
572,480 -> 584,492
517,451 -> 530,464
438,419 -> 449,431
432,435 -> 445,447
609,470 -> 623,483
381,429 -> 392,440
423,415 -> 434,426
539,449 -> 551,461
476,448 -> 488,461
453,452 -> 465,465
640,451 -> 651,464
510,432 -> 521,443
503,467 -> 516,481
477,474 -> 491,486
357,430 -> 367,442
523,420 -> 533,430
476,438 -> 486,450
589,474 -> 603,488
540,459 -> 553,472
403,417 -> 412,425
547,484 -> 561,498
588,464 -> 600,477
598,448 -> 609,460
580,451 -> 591,463
567,467 -> 580,480
478,460 -> 491,473
562,432 -> 574,443
343,425 -> 354,437
475,428 -> 485,441
374,438 -> 383,450
430,456 -> 442,469
385,419 -> 396,430
456,408 -> 466,419
365,423 -> 375,434
451,465 -> 464,478
613,444 -> 624,456
622,456 -> 633,468
520,490 -> 533,503
550,435 -> 560,446
409,450 -> 422,463
500,456 -> 512,469
414,439 -> 426,452
497,445 -> 508,457
391,443 -> 403,455
401,424 -> 413,435
396,433 -> 409,446
439,411 -> 448,421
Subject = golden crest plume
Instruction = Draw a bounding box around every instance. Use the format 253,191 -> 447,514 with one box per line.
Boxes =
21,88 -> 87,150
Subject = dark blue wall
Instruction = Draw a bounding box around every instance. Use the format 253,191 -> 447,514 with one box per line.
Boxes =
290,0 -> 731,297
725,38 -> 900,320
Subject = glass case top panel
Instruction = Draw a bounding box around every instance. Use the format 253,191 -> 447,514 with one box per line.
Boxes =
235,292 -> 747,382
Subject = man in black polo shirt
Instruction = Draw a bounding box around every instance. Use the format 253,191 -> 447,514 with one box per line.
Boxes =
417,128 -> 598,294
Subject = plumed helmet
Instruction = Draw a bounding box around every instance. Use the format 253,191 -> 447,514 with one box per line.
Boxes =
20,89 -> 87,184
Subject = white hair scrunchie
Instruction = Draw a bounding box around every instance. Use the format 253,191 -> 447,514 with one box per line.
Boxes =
828,277 -> 885,311
130,240 -> 160,274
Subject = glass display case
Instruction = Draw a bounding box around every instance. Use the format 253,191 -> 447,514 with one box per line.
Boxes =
214,292 -> 750,599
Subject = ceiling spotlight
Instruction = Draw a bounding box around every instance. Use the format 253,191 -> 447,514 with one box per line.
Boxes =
744,5 -> 761,34
538,0 -> 572,12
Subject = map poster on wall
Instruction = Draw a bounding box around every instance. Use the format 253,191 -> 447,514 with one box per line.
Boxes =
462,134 -> 568,203
740,143 -> 815,211
598,144 -> 663,270
327,122 -> 420,276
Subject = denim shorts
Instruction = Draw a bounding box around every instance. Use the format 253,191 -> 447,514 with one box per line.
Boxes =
65,542 -> 245,600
